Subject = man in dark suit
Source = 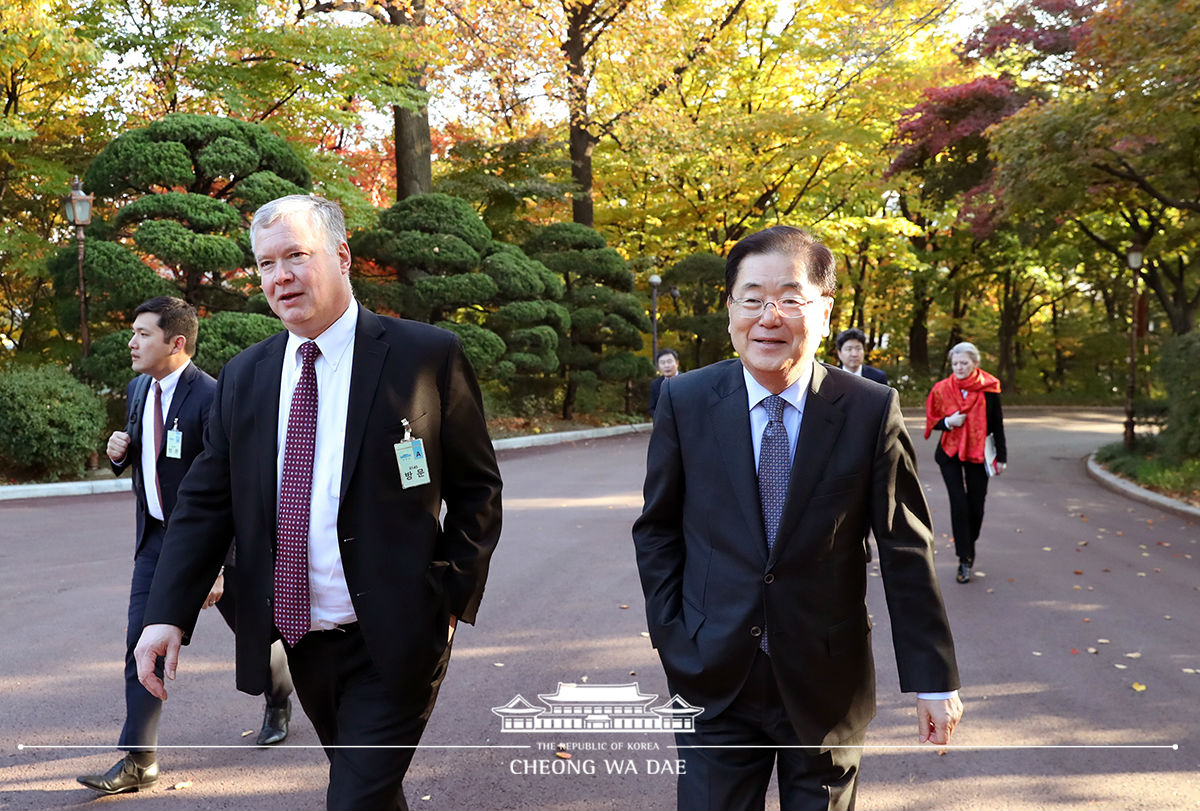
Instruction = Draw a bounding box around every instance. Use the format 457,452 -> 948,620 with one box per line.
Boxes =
836,327 -> 888,386
134,195 -> 503,810
648,347 -> 680,417
633,226 -> 961,811
77,297 -> 217,794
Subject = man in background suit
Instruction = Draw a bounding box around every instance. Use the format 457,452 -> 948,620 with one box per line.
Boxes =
633,226 -> 962,810
835,327 -> 888,386
134,195 -> 503,810
78,297 -> 218,794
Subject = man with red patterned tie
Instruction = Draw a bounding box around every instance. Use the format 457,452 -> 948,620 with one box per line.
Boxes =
134,195 -> 503,810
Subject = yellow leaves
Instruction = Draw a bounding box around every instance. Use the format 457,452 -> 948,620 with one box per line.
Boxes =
1131,682 -> 1147,692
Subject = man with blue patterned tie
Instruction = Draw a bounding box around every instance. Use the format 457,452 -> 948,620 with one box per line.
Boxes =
633,226 -> 962,810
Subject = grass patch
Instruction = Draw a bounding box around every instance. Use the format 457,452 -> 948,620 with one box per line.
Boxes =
1095,437 -> 1200,508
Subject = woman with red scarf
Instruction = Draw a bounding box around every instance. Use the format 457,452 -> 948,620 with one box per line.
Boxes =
924,342 -> 1007,584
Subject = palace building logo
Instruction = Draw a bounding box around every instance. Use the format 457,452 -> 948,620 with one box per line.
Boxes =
491,682 -> 703,733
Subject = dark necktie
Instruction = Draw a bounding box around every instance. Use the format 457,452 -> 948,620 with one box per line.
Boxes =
757,394 -> 789,653
274,341 -> 320,646
152,380 -> 164,509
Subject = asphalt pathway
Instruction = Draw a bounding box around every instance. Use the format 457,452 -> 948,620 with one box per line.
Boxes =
1,408 -> 1196,810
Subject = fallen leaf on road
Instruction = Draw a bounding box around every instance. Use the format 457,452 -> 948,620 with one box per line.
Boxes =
1131,682 -> 1147,692
1009,578 -> 1015,583
1097,639 -> 1111,644
170,781 -> 193,790
1074,570 -> 1084,575
581,675 -> 588,683
1164,615 -> 1172,620
1183,668 -> 1197,674
1087,647 -> 1099,654
1015,528 -> 1022,533
1124,652 -> 1142,659
1032,651 -> 1043,656
640,632 -> 650,637
619,604 -> 629,609
556,751 -> 573,759
1042,547 -> 1052,552
241,729 -> 254,737
1070,649 -> 1080,655
1073,585 -> 1082,590
630,671 -> 636,676
1157,541 -> 1171,547
493,662 -> 505,667
421,795 -> 432,801
1114,663 -> 1128,669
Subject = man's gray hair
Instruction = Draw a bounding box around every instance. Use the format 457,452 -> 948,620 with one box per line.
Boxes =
948,341 -> 981,365
250,194 -> 347,257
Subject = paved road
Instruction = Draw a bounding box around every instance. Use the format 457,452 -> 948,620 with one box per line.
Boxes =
1,408 -> 1196,810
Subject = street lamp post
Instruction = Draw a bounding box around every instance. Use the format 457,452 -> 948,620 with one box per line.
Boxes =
648,273 -> 661,361
1123,243 -> 1145,451
61,176 -> 94,357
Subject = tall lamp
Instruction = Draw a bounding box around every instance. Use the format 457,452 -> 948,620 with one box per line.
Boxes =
61,177 -> 94,357
1123,243 -> 1144,451
648,273 -> 661,361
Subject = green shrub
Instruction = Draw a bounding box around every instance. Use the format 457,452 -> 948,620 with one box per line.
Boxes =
1157,333 -> 1200,459
193,311 -> 282,376
0,366 -> 106,481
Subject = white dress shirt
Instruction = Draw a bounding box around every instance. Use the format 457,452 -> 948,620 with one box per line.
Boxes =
741,360 -> 957,703
140,363 -> 186,521
277,301 -> 358,630
743,364 -> 811,468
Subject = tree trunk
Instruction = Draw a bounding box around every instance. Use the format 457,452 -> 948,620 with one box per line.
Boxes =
393,103 -> 432,200
908,276 -> 931,376
563,10 -> 595,227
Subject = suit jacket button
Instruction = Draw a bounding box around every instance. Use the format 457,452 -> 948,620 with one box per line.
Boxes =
763,573 -> 775,584
750,626 -> 762,637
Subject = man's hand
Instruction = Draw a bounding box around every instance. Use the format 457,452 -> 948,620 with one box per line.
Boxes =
202,572 -> 224,609
944,411 -> 966,429
107,431 -> 131,464
917,695 -> 963,745
134,624 -> 184,700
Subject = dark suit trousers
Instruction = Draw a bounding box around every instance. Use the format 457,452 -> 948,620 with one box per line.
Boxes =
119,519 -> 165,753
214,565 -> 293,708
284,624 -> 450,811
935,445 -> 990,564
676,650 -> 864,811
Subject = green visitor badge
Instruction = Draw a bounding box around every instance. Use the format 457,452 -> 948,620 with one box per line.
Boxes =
165,428 -> 183,459
394,437 -> 430,489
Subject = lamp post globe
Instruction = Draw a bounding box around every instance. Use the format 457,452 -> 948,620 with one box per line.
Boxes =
60,177 -> 94,357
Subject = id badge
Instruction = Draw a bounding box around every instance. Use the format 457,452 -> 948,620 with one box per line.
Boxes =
165,429 -> 183,459
394,438 -> 430,489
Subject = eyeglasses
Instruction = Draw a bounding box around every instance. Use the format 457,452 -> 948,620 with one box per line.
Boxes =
729,296 -> 824,319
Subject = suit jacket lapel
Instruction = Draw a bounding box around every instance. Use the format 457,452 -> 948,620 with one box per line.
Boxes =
254,335 -> 286,539
771,363 -> 846,564
711,361 -> 768,562
158,363 -> 193,462
340,305 -> 388,502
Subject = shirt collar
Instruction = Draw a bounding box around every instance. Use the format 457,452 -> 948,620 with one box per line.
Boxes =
285,300 -> 358,372
742,361 -> 813,413
153,361 -> 188,399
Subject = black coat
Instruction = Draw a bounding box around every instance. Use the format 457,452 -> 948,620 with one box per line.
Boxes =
633,360 -> 958,745
144,305 -> 503,705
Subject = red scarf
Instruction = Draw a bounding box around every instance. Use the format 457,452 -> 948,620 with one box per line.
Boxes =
924,368 -> 1001,463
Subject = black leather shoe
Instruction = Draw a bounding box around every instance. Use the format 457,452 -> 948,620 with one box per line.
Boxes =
256,698 -> 291,746
77,755 -> 158,794
956,563 -> 972,584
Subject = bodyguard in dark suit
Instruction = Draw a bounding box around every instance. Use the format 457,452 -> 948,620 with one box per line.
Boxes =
134,195 -> 503,810
835,327 -> 888,386
77,298 -> 216,794
633,226 -> 961,811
